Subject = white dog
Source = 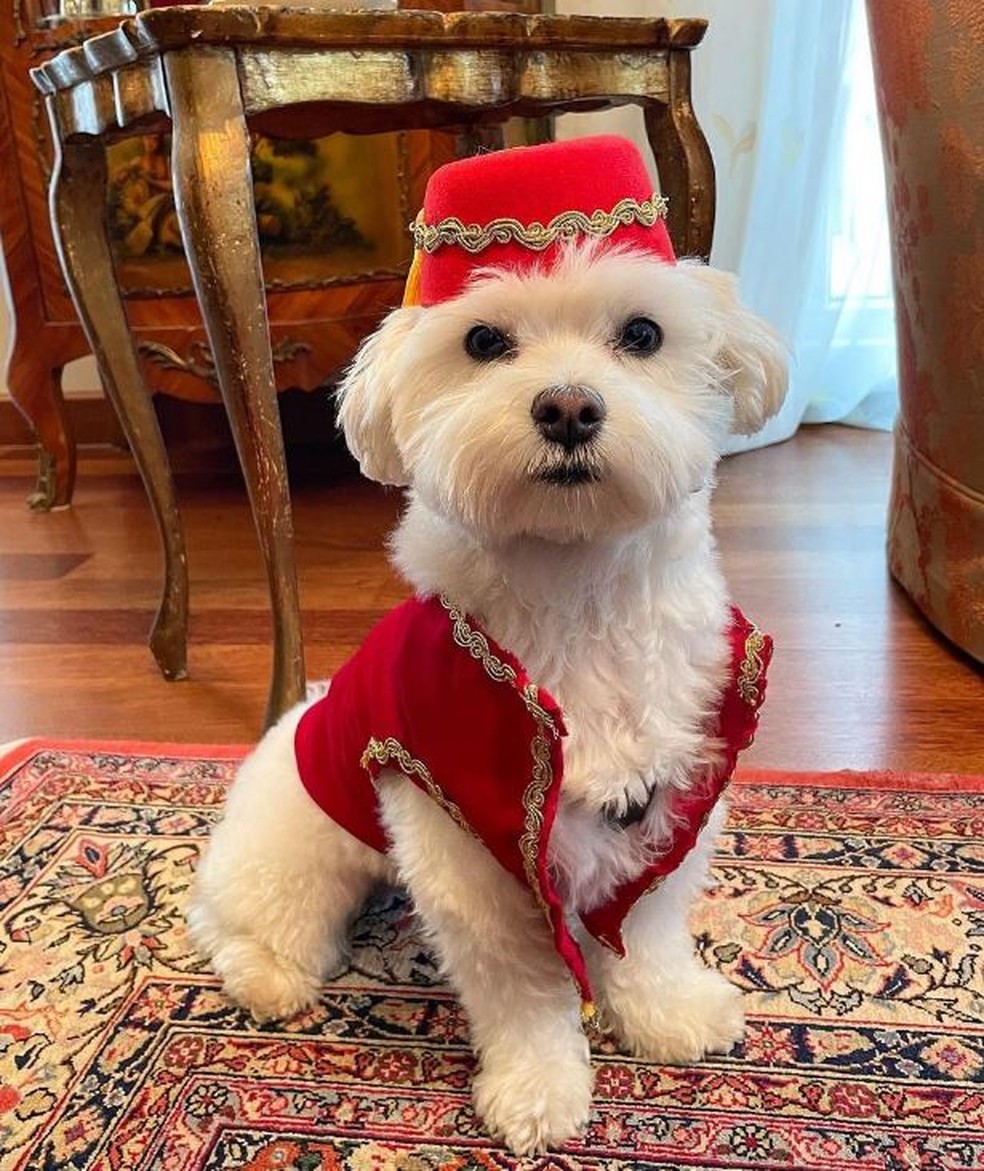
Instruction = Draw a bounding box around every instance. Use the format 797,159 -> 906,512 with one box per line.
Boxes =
188,138 -> 786,1156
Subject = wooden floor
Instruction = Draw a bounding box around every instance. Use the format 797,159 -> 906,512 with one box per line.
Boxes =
1,425 -> 982,773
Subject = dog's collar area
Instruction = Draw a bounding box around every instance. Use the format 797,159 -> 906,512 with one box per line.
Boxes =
603,795 -> 652,830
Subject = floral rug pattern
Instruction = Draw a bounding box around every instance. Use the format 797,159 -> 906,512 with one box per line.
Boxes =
1,743 -> 982,1170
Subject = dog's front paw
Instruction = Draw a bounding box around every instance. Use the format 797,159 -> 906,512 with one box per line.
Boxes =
605,965 -> 744,1064
473,1050 -> 593,1155
208,935 -> 323,1023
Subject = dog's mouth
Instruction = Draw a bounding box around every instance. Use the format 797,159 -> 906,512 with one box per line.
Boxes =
530,456 -> 603,487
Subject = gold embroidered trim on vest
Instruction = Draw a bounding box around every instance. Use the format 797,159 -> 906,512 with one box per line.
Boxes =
737,626 -> 767,707
518,701 -> 553,914
362,735 -> 472,837
441,596 -> 561,735
442,595 -> 518,685
411,193 -> 669,256
440,597 -> 563,939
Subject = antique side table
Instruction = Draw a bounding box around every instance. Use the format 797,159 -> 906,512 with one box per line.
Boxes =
32,6 -> 715,730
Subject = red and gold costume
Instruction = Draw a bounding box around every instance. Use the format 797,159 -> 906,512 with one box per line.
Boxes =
403,134 -> 676,308
294,595 -> 771,1019
299,136 -> 774,1019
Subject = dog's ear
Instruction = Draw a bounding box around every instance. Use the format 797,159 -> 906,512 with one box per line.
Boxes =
682,262 -> 789,435
336,305 -> 422,486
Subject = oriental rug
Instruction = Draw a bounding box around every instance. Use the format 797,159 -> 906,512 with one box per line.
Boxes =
1,741 -> 982,1171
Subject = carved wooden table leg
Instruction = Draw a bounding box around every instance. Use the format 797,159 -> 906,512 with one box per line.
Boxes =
48,131 -> 189,680
644,48 -> 716,260
165,45 -> 306,730
5,344 -> 75,511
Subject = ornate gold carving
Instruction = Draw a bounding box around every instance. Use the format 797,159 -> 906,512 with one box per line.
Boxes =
361,735 -> 471,837
29,22 -> 95,58
411,193 -> 669,256
263,270 -> 409,294
13,0 -> 25,47
117,269 -> 409,300
737,626 -> 767,707
138,337 -> 311,386
26,447 -> 57,512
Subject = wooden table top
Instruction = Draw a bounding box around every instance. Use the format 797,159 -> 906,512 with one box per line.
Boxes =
33,7 -> 708,95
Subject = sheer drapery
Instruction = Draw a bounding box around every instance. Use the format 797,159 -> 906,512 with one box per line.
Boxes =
555,0 -> 898,451
728,0 -> 896,450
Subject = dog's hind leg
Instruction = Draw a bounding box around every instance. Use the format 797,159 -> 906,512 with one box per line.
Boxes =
187,703 -> 392,1022
378,776 -> 594,1156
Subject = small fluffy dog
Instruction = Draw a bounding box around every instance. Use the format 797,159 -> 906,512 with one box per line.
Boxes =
188,136 -> 787,1155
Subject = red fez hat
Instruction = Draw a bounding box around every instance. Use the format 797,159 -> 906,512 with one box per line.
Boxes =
404,135 -> 674,307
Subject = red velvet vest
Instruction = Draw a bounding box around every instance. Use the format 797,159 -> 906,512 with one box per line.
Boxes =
294,594 -> 772,1021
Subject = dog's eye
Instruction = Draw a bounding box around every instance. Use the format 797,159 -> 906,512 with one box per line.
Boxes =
616,316 -> 664,356
464,324 -> 514,362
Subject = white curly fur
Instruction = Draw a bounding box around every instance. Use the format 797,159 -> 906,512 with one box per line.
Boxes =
188,244 -> 786,1155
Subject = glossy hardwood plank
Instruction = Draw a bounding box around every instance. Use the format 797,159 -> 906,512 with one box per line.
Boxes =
715,429 -> 984,773
1,426 -> 982,771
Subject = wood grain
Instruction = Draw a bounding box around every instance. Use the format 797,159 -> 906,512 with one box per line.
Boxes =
1,426 -> 982,771
0,0 -> 459,509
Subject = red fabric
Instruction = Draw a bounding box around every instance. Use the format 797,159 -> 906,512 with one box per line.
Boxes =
580,608 -> 773,954
417,136 -> 676,306
294,596 -> 585,1000
294,596 -> 771,1011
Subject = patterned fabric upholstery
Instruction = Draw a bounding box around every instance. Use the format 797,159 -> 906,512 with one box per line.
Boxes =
868,0 -> 984,664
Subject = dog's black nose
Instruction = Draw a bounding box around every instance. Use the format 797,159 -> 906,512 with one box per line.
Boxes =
531,386 -> 607,451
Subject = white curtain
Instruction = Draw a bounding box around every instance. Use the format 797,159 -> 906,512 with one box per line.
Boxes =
555,0 -> 898,451
726,0 -> 896,450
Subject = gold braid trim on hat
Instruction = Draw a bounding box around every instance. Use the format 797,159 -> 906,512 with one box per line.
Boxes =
410,193 -> 669,255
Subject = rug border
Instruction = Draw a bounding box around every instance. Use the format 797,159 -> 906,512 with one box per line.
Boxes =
0,737 -> 249,777
735,766 -> 984,792
1,738 -> 981,794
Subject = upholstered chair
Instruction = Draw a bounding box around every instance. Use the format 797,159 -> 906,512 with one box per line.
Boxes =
867,0 -> 984,664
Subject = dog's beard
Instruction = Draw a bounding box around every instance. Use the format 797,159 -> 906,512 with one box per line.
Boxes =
528,448 -> 604,488
411,420 -> 712,544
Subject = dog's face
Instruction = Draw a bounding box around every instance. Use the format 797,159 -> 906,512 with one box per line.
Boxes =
338,246 -> 786,543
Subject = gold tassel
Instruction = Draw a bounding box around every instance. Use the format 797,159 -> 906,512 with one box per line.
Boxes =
402,211 -> 424,307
